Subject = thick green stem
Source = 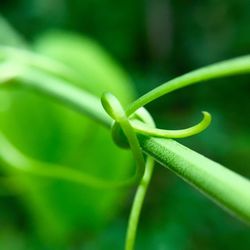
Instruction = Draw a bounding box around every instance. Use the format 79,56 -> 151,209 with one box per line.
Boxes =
139,135 -> 250,223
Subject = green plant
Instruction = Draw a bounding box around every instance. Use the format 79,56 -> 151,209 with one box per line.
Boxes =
0,20 -> 250,250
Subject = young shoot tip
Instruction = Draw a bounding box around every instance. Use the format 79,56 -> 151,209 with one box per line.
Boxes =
101,92 -> 126,121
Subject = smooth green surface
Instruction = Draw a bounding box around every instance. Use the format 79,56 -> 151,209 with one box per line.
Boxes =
0,32 -> 135,243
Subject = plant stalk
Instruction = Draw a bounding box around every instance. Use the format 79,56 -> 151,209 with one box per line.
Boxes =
139,135 -> 250,223
1,57 -> 250,225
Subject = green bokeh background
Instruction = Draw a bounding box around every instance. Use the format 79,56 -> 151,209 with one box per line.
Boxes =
0,0 -> 250,249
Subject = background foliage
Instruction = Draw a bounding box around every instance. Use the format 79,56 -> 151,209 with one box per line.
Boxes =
0,0 -> 250,249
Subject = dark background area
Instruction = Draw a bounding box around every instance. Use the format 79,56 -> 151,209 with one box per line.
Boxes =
0,0 -> 250,249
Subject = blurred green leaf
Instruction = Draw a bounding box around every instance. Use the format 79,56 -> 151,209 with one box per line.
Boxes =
0,15 -> 26,48
33,31 -> 134,105
0,29 -> 136,244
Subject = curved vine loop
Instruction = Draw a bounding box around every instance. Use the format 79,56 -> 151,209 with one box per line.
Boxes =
101,91 -> 212,188
102,93 -> 211,152
101,91 -> 211,250
101,92 -> 146,182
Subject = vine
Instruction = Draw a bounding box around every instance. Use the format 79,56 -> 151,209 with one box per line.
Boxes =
0,47 -> 250,250
101,92 -> 211,250
100,55 -> 250,249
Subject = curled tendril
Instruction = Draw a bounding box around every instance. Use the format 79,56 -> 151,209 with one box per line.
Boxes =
131,111 -> 211,139
101,92 -> 156,250
101,92 -> 145,181
101,93 -> 211,149
101,91 -> 211,250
